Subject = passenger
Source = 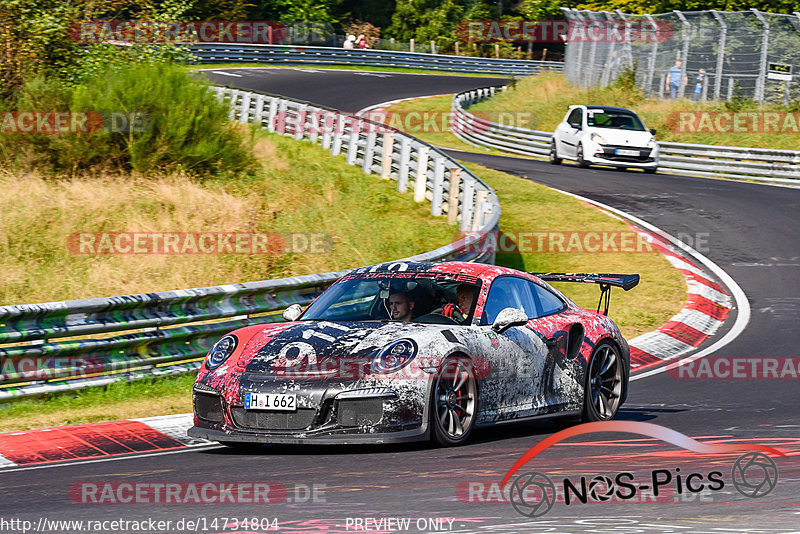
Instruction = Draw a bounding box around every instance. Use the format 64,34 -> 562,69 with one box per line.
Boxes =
388,291 -> 415,322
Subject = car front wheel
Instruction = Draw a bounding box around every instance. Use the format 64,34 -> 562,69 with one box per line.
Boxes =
431,356 -> 477,446
582,341 -> 624,421
549,140 -> 562,165
576,143 -> 589,168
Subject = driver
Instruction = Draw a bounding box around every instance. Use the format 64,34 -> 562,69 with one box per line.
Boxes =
439,284 -> 476,323
388,291 -> 415,322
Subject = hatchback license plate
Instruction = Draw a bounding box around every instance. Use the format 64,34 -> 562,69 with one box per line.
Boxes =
245,392 -> 297,411
615,149 -> 639,156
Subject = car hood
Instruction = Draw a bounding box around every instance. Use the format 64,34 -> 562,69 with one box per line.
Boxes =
588,128 -> 652,147
237,321 -> 444,375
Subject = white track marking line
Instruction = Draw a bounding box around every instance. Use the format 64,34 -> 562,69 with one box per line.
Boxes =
209,70 -> 243,77
549,188 -> 750,381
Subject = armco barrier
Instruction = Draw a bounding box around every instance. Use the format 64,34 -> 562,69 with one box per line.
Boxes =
0,86 -> 501,400
190,43 -> 564,76
451,87 -> 800,183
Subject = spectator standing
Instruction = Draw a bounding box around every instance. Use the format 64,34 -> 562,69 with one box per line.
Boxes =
666,59 -> 687,99
343,35 -> 355,49
692,68 -> 706,101
356,34 -> 368,49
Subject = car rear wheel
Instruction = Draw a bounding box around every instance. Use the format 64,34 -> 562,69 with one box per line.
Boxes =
431,356 -> 477,446
549,140 -> 562,165
576,143 -> 589,168
582,341 -> 623,421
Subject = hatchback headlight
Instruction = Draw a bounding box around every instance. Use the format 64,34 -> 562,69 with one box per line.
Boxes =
590,132 -> 607,145
206,335 -> 238,369
371,339 -> 417,373
648,136 -> 657,148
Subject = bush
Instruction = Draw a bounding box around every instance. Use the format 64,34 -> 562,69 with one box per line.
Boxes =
0,60 -> 254,177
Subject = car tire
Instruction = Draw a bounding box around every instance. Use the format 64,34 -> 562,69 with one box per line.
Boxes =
548,140 -> 562,165
430,356 -> 477,447
645,167 -> 658,174
581,341 -> 624,422
576,143 -> 589,168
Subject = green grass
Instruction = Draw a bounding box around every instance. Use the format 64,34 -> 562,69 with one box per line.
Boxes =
470,72 -> 800,150
192,64 -> 508,78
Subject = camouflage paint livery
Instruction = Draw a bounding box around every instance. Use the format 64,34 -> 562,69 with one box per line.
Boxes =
188,261 -> 630,445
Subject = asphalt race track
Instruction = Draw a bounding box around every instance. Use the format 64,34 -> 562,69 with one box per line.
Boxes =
2,69 -> 799,534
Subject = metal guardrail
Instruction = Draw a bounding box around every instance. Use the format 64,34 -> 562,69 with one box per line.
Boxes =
0,86 -> 502,400
190,43 -> 564,76
451,87 -> 800,183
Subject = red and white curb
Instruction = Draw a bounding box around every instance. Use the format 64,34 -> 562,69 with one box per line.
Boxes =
0,414 -> 200,468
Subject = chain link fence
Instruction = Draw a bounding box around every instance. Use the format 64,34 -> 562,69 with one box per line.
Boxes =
562,8 -> 800,105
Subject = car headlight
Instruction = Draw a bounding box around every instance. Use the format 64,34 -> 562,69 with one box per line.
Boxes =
590,132 -> 607,145
371,339 -> 417,374
648,136 -> 657,148
206,335 -> 238,369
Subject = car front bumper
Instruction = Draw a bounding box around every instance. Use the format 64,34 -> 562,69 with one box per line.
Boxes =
584,141 -> 659,168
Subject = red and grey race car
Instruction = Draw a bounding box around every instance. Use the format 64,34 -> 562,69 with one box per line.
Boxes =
188,261 -> 638,447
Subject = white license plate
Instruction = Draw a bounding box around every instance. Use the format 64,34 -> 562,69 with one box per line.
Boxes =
615,149 -> 639,156
245,392 -> 297,411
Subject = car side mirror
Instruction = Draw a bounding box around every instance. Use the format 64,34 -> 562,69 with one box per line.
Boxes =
570,122 -> 581,130
491,308 -> 528,333
282,304 -> 303,322
649,128 -> 657,135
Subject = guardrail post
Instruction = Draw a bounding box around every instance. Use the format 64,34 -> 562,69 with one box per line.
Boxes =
414,146 -> 429,202
471,190 -> 488,232
254,94 -> 266,128
363,131 -> 377,174
267,97 -> 278,133
294,104 -> 308,140
321,112 -> 334,149
307,108 -> 320,143
228,90 -> 239,121
431,156 -> 445,216
460,178 -> 475,232
727,77 -> 734,100
410,38 -> 414,52
398,137 -> 411,192
275,100 -> 288,134
331,115 -> 344,156
381,132 -> 394,178
447,168 -> 461,224
346,123 -> 360,166
239,92 -> 252,123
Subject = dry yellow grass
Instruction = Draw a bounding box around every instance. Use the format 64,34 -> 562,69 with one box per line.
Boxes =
0,134 -> 457,305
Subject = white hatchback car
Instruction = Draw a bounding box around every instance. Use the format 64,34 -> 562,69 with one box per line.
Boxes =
550,105 -> 659,173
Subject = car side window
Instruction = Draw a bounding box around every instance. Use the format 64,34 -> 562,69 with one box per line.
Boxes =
483,276 -> 537,324
529,282 -> 566,317
567,108 -> 582,128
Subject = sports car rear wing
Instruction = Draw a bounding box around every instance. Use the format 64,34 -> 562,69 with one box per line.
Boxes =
531,273 -> 640,316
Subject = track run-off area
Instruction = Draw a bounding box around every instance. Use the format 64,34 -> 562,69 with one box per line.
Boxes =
2,68 -> 799,533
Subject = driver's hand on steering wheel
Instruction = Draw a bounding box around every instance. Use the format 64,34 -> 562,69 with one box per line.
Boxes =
441,303 -> 466,322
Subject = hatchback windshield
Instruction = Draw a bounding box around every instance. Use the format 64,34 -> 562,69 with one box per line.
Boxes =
586,109 -> 645,131
301,272 -> 481,325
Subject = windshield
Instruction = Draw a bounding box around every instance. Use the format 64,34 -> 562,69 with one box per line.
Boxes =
301,272 -> 481,325
586,109 -> 646,131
